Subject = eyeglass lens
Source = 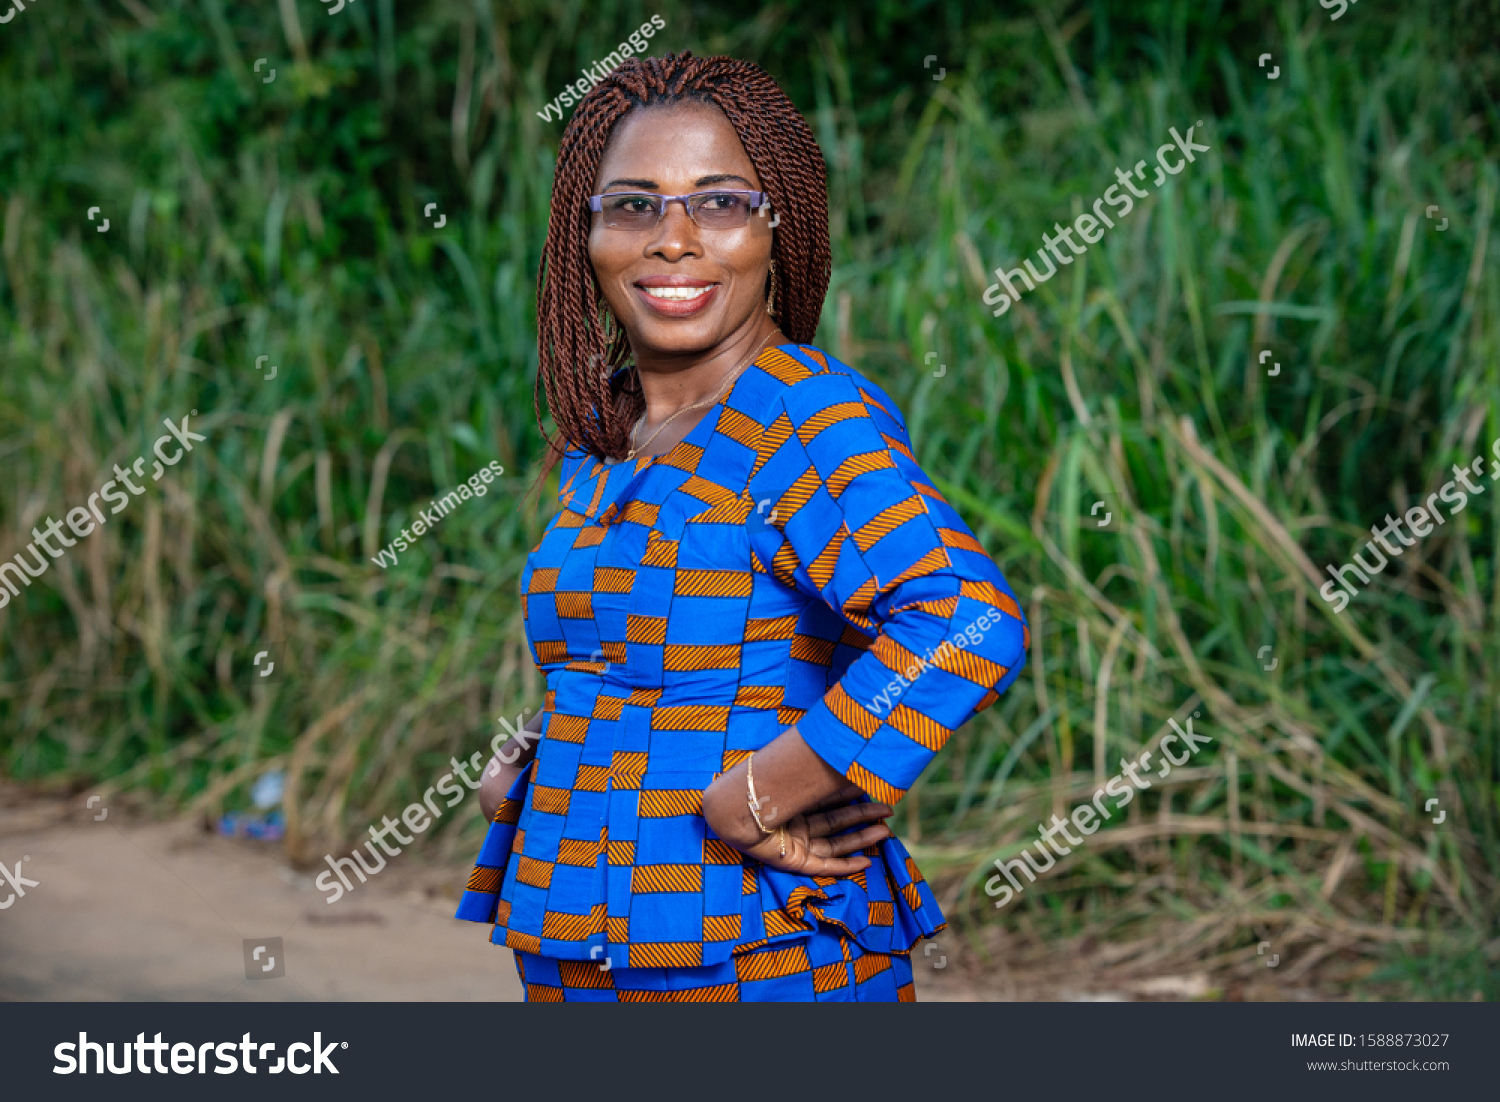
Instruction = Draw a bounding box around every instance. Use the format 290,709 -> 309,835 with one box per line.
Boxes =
599,192 -> 757,230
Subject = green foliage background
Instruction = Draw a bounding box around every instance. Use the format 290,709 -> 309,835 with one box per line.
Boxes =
1,0 -> 1497,996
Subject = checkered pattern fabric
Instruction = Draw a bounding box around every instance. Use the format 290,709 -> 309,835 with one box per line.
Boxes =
516,923 -> 915,1002
457,343 -> 1028,970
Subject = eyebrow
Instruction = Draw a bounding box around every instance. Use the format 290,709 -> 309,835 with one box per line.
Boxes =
599,173 -> 757,191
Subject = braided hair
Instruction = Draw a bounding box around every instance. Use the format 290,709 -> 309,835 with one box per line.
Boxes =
533,51 -> 831,472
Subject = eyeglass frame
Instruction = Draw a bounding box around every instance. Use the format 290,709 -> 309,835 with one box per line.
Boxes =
587,189 -> 771,230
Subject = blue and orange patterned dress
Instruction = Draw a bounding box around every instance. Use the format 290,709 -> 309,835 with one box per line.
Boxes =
457,343 -> 1029,1001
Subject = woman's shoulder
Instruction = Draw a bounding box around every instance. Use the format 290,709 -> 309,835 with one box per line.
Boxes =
739,342 -> 908,432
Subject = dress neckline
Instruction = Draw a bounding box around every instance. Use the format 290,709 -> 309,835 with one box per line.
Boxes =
593,342 -> 789,475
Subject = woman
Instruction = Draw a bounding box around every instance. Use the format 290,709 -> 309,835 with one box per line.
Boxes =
458,52 -> 1029,1002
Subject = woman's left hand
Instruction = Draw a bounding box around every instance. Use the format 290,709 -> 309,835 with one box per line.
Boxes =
722,785 -> 895,875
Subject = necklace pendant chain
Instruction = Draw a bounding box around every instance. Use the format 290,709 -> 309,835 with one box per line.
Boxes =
626,336 -> 770,460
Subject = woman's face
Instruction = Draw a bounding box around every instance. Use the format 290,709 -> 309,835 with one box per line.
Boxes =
588,102 -> 775,361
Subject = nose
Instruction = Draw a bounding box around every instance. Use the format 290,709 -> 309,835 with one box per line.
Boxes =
644,200 -> 703,261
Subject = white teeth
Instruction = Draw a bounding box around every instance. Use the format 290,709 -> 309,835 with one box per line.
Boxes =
642,285 -> 712,300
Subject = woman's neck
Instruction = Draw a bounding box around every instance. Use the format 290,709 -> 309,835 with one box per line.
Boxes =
632,320 -> 785,423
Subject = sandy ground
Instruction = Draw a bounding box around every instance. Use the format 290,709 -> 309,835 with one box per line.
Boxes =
0,789 -> 990,1002
0,790 -> 524,1002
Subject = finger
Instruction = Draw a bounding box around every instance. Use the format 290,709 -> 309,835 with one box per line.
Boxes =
737,834 -> 789,867
751,842 -> 807,873
823,823 -> 892,857
805,801 -> 894,838
805,822 -> 891,858
737,821 -> 811,867
804,802 -> 888,835
807,784 -> 866,813
796,853 -> 873,876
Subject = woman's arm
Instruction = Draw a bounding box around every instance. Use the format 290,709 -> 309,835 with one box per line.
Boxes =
701,729 -> 895,873
702,728 -> 841,848
478,710 -> 543,823
704,369 -> 1028,870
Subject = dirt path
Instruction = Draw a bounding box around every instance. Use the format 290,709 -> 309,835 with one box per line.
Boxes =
0,788 -> 522,1001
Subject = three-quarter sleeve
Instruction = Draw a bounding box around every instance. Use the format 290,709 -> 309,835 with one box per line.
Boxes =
745,371 -> 1029,805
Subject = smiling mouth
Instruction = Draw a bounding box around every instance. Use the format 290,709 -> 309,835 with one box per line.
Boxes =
640,285 -> 715,301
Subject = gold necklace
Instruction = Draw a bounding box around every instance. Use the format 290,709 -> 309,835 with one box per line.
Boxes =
624,336 -> 770,461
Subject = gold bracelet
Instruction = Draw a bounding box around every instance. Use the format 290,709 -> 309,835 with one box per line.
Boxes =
746,753 -> 775,834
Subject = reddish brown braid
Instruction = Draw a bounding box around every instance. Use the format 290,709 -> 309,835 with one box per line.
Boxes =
532,51 -> 831,478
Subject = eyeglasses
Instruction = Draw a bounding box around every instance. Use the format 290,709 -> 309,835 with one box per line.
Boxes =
588,189 -> 769,231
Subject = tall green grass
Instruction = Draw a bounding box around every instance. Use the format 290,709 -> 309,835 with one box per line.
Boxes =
1,0 -> 1495,996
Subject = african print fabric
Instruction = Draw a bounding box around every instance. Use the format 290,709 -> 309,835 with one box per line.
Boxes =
515,921 -> 914,1002
457,343 -> 1028,969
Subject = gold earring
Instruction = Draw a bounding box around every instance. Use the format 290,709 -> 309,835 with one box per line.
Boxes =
765,258 -> 777,315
